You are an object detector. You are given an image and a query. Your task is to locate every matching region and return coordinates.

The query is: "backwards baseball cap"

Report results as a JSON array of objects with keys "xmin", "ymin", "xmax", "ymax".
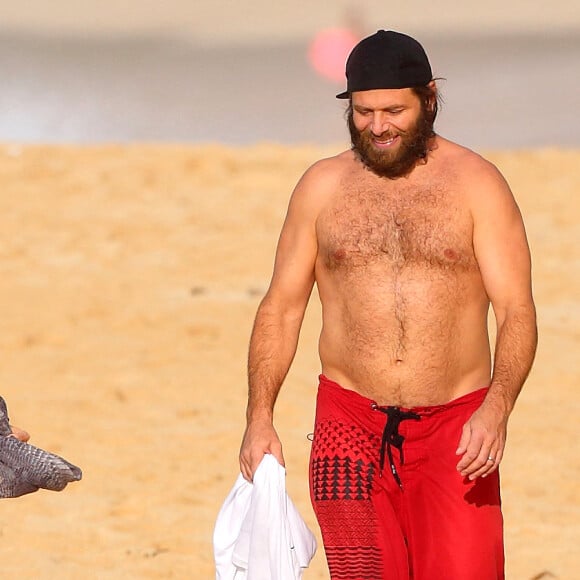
[{"xmin": 336, "ymin": 30, "xmax": 432, "ymax": 99}]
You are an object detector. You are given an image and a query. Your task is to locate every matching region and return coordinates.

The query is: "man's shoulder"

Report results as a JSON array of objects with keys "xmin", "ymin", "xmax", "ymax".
[
  {"xmin": 295, "ymin": 149, "xmax": 355, "ymax": 192},
  {"xmin": 435, "ymin": 137, "xmax": 503, "ymax": 179},
  {"xmin": 436, "ymin": 138, "xmax": 516, "ymax": 209},
  {"xmin": 304, "ymin": 149, "xmax": 355, "ymax": 178},
  {"xmin": 286, "ymin": 150, "xmax": 354, "ymax": 216}
]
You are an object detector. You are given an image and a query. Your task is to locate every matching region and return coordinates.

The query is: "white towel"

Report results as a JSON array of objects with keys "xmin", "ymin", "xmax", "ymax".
[{"xmin": 214, "ymin": 454, "xmax": 317, "ymax": 579}]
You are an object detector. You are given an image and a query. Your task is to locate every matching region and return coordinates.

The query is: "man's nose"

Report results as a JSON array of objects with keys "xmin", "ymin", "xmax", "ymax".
[{"xmin": 370, "ymin": 113, "xmax": 389, "ymax": 136}]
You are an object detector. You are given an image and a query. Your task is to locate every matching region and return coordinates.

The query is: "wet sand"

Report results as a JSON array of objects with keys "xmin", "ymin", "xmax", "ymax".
[{"xmin": 0, "ymin": 144, "xmax": 577, "ymax": 579}]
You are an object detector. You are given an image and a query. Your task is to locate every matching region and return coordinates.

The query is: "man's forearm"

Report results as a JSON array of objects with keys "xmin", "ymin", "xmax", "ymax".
[
  {"xmin": 487, "ymin": 305, "xmax": 538, "ymax": 414},
  {"xmin": 246, "ymin": 299, "xmax": 305, "ymax": 423}
]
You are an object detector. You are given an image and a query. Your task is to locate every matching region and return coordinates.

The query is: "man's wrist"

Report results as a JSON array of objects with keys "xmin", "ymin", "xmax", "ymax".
[
  {"xmin": 246, "ymin": 408, "xmax": 274, "ymax": 424},
  {"xmin": 484, "ymin": 384, "xmax": 515, "ymax": 416}
]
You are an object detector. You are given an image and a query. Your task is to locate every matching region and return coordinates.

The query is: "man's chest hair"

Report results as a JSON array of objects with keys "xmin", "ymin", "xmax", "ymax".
[{"xmin": 318, "ymin": 176, "xmax": 477, "ymax": 271}]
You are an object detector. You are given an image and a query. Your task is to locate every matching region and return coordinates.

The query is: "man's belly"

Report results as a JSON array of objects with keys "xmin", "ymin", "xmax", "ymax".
[
  {"xmin": 317, "ymin": 277, "xmax": 492, "ymax": 407},
  {"xmin": 319, "ymin": 351, "xmax": 491, "ymax": 407}
]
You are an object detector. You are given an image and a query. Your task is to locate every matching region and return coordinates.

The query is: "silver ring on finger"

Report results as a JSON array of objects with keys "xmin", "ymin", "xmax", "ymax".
[{"xmin": 486, "ymin": 456, "xmax": 494, "ymax": 463}]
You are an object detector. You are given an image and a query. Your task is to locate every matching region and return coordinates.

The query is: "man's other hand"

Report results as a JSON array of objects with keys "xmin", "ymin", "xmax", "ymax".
[{"xmin": 9, "ymin": 425, "xmax": 30, "ymax": 442}]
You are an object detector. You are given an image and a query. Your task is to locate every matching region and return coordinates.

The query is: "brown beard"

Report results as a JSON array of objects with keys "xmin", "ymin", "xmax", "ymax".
[{"xmin": 348, "ymin": 104, "xmax": 435, "ymax": 179}]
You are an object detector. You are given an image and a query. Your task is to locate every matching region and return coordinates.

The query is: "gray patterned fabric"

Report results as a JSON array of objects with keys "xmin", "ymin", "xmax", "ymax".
[{"xmin": 0, "ymin": 396, "xmax": 82, "ymax": 498}]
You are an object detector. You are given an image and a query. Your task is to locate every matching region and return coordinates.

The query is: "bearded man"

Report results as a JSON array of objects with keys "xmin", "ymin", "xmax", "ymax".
[{"xmin": 239, "ymin": 30, "xmax": 537, "ymax": 580}]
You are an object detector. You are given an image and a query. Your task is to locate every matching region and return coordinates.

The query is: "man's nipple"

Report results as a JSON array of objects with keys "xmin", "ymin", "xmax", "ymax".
[{"xmin": 443, "ymin": 248, "xmax": 458, "ymax": 261}]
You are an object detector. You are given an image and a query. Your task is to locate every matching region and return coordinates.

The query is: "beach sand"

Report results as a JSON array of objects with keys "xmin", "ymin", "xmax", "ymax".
[{"xmin": 0, "ymin": 144, "xmax": 577, "ymax": 579}]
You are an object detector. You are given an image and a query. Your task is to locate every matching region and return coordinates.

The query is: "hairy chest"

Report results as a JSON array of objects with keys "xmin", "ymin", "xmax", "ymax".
[{"xmin": 317, "ymin": 181, "xmax": 477, "ymax": 272}]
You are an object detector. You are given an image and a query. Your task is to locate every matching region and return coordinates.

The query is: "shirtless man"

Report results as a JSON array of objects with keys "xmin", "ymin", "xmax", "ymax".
[{"xmin": 239, "ymin": 30, "xmax": 537, "ymax": 579}]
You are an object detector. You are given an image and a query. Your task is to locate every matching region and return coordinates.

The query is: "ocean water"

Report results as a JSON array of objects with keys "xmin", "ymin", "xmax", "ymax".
[{"xmin": 0, "ymin": 31, "xmax": 578, "ymax": 148}]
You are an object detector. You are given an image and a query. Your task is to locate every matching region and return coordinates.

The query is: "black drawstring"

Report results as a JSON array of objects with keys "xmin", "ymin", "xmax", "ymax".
[{"xmin": 371, "ymin": 404, "xmax": 420, "ymax": 488}]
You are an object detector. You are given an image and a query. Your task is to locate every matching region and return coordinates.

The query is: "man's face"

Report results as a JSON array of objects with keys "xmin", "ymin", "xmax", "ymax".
[{"xmin": 348, "ymin": 88, "xmax": 434, "ymax": 179}]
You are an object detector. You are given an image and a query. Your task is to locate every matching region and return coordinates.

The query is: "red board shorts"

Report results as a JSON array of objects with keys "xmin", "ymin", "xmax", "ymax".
[{"xmin": 309, "ymin": 374, "xmax": 504, "ymax": 580}]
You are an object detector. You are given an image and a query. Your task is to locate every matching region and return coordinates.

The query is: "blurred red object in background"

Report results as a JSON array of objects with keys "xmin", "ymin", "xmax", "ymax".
[{"xmin": 308, "ymin": 28, "xmax": 359, "ymax": 83}]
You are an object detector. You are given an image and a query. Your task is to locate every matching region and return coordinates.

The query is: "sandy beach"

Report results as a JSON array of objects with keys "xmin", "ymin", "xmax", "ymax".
[{"xmin": 0, "ymin": 143, "xmax": 578, "ymax": 579}]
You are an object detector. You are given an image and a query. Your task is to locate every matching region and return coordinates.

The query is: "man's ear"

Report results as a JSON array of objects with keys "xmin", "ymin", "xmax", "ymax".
[{"xmin": 427, "ymin": 80, "xmax": 437, "ymax": 111}]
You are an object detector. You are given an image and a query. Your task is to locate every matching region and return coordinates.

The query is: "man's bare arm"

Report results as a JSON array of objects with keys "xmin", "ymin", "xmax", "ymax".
[
  {"xmin": 456, "ymin": 160, "xmax": 537, "ymax": 479},
  {"xmin": 239, "ymin": 160, "xmax": 333, "ymax": 481}
]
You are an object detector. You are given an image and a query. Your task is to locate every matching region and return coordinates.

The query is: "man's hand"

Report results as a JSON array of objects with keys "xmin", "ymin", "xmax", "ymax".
[
  {"xmin": 9, "ymin": 425, "xmax": 30, "ymax": 442},
  {"xmin": 239, "ymin": 420, "xmax": 284, "ymax": 482},
  {"xmin": 456, "ymin": 400, "xmax": 508, "ymax": 480}
]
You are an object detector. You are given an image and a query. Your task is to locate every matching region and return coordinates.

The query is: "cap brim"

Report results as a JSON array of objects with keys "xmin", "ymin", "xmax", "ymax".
[{"xmin": 335, "ymin": 90, "xmax": 349, "ymax": 99}]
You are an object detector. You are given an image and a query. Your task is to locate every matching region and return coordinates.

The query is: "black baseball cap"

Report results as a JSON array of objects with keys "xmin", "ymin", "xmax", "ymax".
[{"xmin": 336, "ymin": 30, "xmax": 432, "ymax": 99}]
